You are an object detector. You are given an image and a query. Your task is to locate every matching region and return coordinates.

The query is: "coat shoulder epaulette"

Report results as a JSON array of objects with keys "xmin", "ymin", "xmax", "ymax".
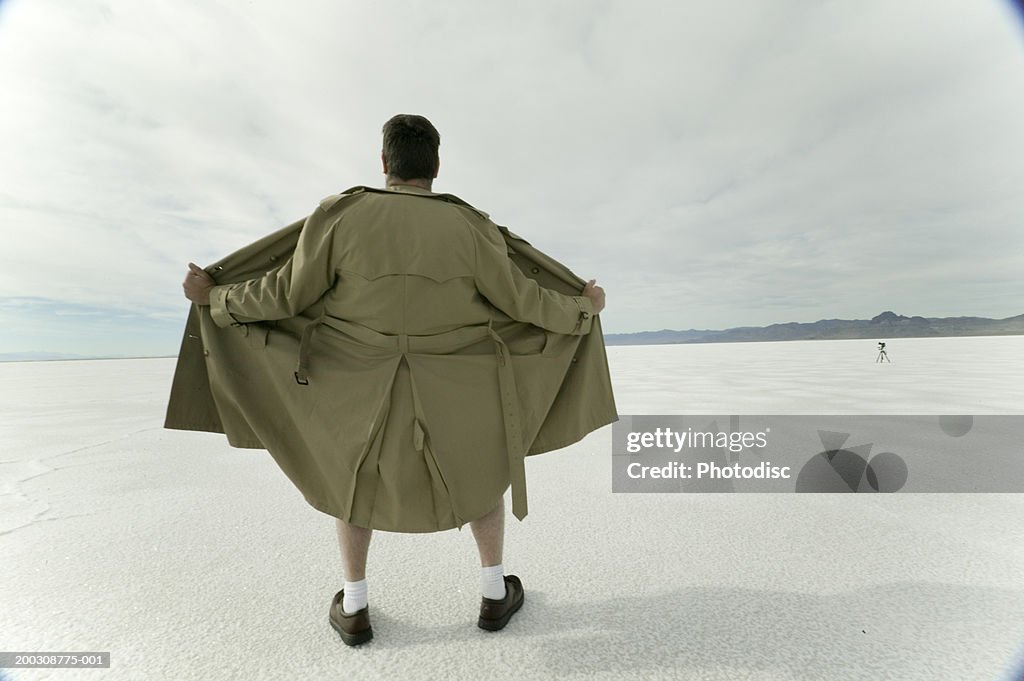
[
  {"xmin": 318, "ymin": 186, "xmax": 371, "ymax": 213},
  {"xmin": 496, "ymin": 224, "xmax": 531, "ymax": 245},
  {"xmin": 434, "ymin": 193, "xmax": 490, "ymax": 221}
]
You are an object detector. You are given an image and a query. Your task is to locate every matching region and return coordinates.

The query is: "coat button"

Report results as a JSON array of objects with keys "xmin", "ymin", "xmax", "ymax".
[
  {"xmin": 203, "ymin": 349, "xmax": 210, "ymax": 357},
  {"xmin": 531, "ymin": 267, "xmax": 539, "ymax": 274},
  {"xmin": 582, "ymin": 312, "xmax": 590, "ymax": 319},
  {"xmin": 571, "ymin": 357, "xmax": 578, "ymax": 363}
]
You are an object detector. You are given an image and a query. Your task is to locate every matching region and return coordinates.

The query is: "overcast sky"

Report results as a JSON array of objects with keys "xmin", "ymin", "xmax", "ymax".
[{"xmin": 2, "ymin": 0, "xmax": 1023, "ymax": 357}]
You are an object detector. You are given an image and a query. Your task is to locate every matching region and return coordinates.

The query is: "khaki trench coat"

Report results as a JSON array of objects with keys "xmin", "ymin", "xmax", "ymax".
[{"xmin": 163, "ymin": 184, "xmax": 617, "ymax": 532}]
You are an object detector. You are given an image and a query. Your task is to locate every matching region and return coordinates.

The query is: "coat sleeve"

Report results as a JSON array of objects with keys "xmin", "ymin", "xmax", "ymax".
[
  {"xmin": 471, "ymin": 219, "xmax": 594, "ymax": 336},
  {"xmin": 208, "ymin": 207, "xmax": 338, "ymax": 327}
]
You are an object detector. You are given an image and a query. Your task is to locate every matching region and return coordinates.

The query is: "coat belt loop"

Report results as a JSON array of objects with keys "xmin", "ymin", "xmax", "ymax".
[
  {"xmin": 398, "ymin": 333, "xmax": 409, "ymax": 355},
  {"xmin": 294, "ymin": 314, "xmax": 324, "ymax": 385},
  {"xmin": 487, "ymin": 322, "xmax": 528, "ymax": 520}
]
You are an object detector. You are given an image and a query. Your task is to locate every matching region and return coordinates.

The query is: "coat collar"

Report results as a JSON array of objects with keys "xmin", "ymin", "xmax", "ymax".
[{"xmin": 385, "ymin": 183, "xmax": 436, "ymax": 195}]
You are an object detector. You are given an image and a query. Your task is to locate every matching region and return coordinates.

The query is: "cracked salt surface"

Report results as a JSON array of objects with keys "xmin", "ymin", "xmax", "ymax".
[{"xmin": 1, "ymin": 337, "xmax": 1023, "ymax": 681}]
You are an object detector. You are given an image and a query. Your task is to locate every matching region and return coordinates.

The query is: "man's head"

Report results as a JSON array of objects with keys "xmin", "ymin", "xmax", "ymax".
[{"xmin": 381, "ymin": 114, "xmax": 440, "ymax": 187}]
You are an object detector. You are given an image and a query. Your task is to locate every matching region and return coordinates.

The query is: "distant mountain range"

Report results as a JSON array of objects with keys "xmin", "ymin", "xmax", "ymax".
[
  {"xmin": 3, "ymin": 312, "xmax": 1021, "ymax": 360},
  {"xmin": 605, "ymin": 311, "xmax": 1024, "ymax": 346}
]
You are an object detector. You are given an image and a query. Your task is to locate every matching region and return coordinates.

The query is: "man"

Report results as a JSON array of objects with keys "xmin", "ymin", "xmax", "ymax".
[{"xmin": 178, "ymin": 114, "xmax": 610, "ymax": 645}]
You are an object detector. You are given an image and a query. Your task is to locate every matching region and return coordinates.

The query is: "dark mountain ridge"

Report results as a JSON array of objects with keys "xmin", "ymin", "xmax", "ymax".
[{"xmin": 605, "ymin": 311, "xmax": 1024, "ymax": 346}]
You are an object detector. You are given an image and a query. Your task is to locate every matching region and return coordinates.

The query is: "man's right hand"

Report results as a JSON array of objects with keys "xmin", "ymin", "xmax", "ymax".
[
  {"xmin": 582, "ymin": 279, "xmax": 606, "ymax": 315},
  {"xmin": 183, "ymin": 262, "xmax": 215, "ymax": 306}
]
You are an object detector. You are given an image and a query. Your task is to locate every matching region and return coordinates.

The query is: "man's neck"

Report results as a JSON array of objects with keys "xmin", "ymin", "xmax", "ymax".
[{"xmin": 385, "ymin": 176, "xmax": 433, "ymax": 191}]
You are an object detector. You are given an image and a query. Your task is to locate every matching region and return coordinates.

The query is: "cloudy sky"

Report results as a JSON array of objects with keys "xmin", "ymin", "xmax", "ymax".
[{"xmin": 2, "ymin": 0, "xmax": 1023, "ymax": 357}]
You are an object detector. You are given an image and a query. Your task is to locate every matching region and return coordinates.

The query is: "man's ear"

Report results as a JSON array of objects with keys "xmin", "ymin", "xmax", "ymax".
[
  {"xmin": 434, "ymin": 157, "xmax": 440, "ymax": 179},
  {"xmin": 381, "ymin": 152, "xmax": 388, "ymax": 174}
]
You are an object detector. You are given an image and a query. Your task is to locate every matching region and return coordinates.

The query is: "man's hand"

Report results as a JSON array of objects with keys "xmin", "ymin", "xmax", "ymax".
[
  {"xmin": 582, "ymin": 279, "xmax": 606, "ymax": 315},
  {"xmin": 183, "ymin": 262, "xmax": 215, "ymax": 306}
]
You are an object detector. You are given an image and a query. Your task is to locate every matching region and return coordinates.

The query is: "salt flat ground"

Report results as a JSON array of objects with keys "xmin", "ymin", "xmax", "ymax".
[{"xmin": 1, "ymin": 335, "xmax": 1023, "ymax": 681}]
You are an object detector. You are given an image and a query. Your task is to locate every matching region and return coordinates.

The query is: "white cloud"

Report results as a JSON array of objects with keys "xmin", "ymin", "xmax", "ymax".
[{"xmin": 1, "ymin": 0, "xmax": 1022, "ymax": 355}]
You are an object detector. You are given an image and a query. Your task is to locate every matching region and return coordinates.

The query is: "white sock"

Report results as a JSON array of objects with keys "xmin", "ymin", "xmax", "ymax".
[
  {"xmin": 342, "ymin": 579, "xmax": 368, "ymax": 614},
  {"xmin": 481, "ymin": 564, "xmax": 507, "ymax": 600}
]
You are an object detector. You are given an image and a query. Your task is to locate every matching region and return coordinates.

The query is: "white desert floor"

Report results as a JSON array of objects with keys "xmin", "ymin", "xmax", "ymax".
[{"xmin": 1, "ymin": 335, "xmax": 1023, "ymax": 681}]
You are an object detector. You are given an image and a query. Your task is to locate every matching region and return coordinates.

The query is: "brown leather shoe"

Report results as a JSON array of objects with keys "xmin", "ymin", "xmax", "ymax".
[
  {"xmin": 328, "ymin": 589, "xmax": 373, "ymax": 646},
  {"xmin": 477, "ymin": 575, "xmax": 524, "ymax": 631}
]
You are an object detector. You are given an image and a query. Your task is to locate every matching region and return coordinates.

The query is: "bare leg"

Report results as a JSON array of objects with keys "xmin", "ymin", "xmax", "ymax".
[
  {"xmin": 336, "ymin": 518, "xmax": 372, "ymax": 582},
  {"xmin": 470, "ymin": 497, "xmax": 505, "ymax": 567}
]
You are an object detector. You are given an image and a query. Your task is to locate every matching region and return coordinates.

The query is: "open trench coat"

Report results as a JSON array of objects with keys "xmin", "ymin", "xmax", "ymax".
[{"xmin": 163, "ymin": 184, "xmax": 618, "ymax": 532}]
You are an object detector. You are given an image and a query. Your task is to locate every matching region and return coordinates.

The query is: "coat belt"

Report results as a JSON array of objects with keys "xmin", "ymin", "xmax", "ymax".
[{"xmin": 292, "ymin": 316, "xmax": 529, "ymax": 521}]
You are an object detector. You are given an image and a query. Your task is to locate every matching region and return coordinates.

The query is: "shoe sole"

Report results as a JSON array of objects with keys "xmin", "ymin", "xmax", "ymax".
[
  {"xmin": 477, "ymin": 591, "xmax": 524, "ymax": 631},
  {"xmin": 329, "ymin": 614, "xmax": 373, "ymax": 646}
]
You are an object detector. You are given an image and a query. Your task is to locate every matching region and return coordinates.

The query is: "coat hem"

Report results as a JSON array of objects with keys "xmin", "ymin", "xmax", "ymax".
[
  {"xmin": 163, "ymin": 422, "xmax": 225, "ymax": 436},
  {"xmin": 302, "ymin": 494, "xmax": 472, "ymax": 533},
  {"xmin": 162, "ymin": 423, "xmax": 266, "ymax": 449}
]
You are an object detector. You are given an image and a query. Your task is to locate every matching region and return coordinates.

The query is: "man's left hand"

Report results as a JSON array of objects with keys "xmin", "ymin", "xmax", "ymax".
[{"xmin": 183, "ymin": 262, "xmax": 215, "ymax": 305}]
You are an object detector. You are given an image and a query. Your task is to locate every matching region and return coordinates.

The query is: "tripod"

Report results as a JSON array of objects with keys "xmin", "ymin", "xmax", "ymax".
[{"xmin": 876, "ymin": 343, "xmax": 890, "ymax": 363}]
